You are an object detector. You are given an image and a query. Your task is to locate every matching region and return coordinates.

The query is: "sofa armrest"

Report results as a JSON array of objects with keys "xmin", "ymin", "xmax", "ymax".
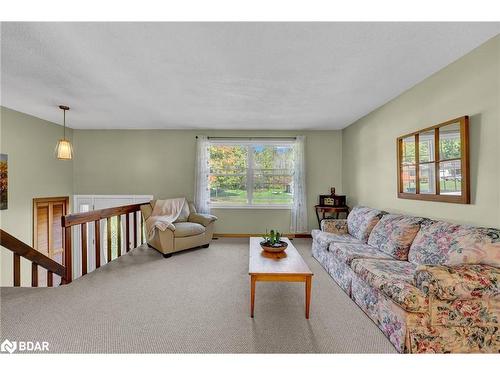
[
  {"xmin": 321, "ymin": 219, "xmax": 348, "ymax": 234},
  {"xmin": 188, "ymin": 212, "xmax": 218, "ymax": 227},
  {"xmin": 414, "ymin": 264, "xmax": 499, "ymax": 301}
]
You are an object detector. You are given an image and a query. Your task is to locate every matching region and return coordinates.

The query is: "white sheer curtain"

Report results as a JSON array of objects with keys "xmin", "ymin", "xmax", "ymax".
[
  {"xmin": 194, "ymin": 136, "xmax": 211, "ymax": 214},
  {"xmin": 291, "ymin": 135, "xmax": 307, "ymax": 233}
]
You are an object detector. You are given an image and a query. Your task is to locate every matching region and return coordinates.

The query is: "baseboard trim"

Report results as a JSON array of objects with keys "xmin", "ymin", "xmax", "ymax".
[
  {"xmin": 292, "ymin": 233, "xmax": 313, "ymax": 238},
  {"xmin": 214, "ymin": 233, "xmax": 312, "ymax": 239}
]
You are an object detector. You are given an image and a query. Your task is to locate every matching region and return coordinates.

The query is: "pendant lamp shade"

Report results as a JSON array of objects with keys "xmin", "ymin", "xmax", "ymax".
[
  {"xmin": 55, "ymin": 105, "xmax": 73, "ymax": 160},
  {"xmin": 55, "ymin": 139, "xmax": 73, "ymax": 160}
]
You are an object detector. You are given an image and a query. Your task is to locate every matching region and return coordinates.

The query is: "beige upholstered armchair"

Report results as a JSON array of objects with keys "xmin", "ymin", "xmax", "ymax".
[{"xmin": 140, "ymin": 200, "xmax": 217, "ymax": 257}]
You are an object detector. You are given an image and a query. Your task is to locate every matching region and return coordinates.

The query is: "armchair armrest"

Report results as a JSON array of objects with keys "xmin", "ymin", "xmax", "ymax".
[
  {"xmin": 188, "ymin": 212, "xmax": 218, "ymax": 227},
  {"xmin": 414, "ymin": 264, "xmax": 499, "ymax": 301},
  {"xmin": 321, "ymin": 219, "xmax": 348, "ymax": 234}
]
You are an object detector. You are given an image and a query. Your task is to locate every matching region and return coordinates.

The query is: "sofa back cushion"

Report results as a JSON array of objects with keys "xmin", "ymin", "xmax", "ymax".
[
  {"xmin": 368, "ymin": 214, "xmax": 423, "ymax": 260},
  {"xmin": 347, "ymin": 206, "xmax": 385, "ymax": 243},
  {"xmin": 408, "ymin": 220, "xmax": 500, "ymax": 267}
]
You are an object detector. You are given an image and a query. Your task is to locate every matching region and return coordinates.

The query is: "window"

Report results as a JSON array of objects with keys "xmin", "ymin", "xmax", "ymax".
[
  {"xmin": 397, "ymin": 116, "xmax": 470, "ymax": 204},
  {"xmin": 209, "ymin": 141, "xmax": 294, "ymax": 207}
]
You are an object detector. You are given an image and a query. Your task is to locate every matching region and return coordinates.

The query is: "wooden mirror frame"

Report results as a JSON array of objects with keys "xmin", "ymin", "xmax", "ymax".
[{"xmin": 397, "ymin": 116, "xmax": 470, "ymax": 204}]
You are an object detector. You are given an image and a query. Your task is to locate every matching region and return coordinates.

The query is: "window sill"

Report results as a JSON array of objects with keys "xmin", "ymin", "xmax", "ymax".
[{"xmin": 210, "ymin": 205, "xmax": 292, "ymax": 210}]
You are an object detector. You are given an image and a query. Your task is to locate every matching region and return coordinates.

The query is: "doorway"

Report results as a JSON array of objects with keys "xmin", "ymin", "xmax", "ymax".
[
  {"xmin": 72, "ymin": 195, "xmax": 152, "ymax": 275},
  {"xmin": 33, "ymin": 196, "xmax": 69, "ymax": 286}
]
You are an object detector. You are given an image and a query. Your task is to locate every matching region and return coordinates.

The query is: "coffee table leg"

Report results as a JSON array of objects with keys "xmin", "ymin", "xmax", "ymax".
[
  {"xmin": 305, "ymin": 275, "xmax": 312, "ymax": 319},
  {"xmin": 250, "ymin": 275, "xmax": 256, "ymax": 318}
]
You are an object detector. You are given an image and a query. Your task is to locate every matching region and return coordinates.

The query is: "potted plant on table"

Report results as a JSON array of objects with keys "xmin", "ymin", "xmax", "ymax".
[{"xmin": 260, "ymin": 229, "xmax": 288, "ymax": 253}]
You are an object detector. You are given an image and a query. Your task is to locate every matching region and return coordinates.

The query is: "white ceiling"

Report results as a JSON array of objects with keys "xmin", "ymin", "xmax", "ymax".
[{"xmin": 1, "ymin": 22, "xmax": 499, "ymax": 130}]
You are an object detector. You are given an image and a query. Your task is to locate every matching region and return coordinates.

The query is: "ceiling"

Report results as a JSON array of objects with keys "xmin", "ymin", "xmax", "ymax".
[{"xmin": 1, "ymin": 22, "xmax": 499, "ymax": 130}]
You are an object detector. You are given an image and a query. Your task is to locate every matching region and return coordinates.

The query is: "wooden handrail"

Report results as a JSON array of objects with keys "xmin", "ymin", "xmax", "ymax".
[
  {"xmin": 61, "ymin": 203, "xmax": 146, "ymax": 284},
  {"xmin": 0, "ymin": 229, "xmax": 66, "ymax": 286},
  {"xmin": 62, "ymin": 203, "xmax": 143, "ymax": 227}
]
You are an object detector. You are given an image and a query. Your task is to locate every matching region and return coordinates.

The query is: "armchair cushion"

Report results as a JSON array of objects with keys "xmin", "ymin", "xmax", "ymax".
[
  {"xmin": 174, "ymin": 201, "xmax": 191, "ymax": 223},
  {"xmin": 173, "ymin": 222, "xmax": 205, "ymax": 238},
  {"xmin": 321, "ymin": 219, "xmax": 348, "ymax": 234},
  {"xmin": 142, "ymin": 199, "xmax": 190, "ymax": 222},
  {"xmin": 188, "ymin": 212, "xmax": 218, "ymax": 227},
  {"xmin": 414, "ymin": 264, "xmax": 499, "ymax": 301}
]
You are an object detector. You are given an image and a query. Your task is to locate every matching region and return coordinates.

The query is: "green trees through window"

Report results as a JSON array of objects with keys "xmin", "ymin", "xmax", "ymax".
[{"xmin": 209, "ymin": 143, "xmax": 294, "ymax": 206}]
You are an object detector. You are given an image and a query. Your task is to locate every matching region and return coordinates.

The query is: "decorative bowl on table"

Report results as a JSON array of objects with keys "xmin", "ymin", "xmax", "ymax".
[
  {"xmin": 260, "ymin": 229, "xmax": 287, "ymax": 254},
  {"xmin": 260, "ymin": 240, "xmax": 288, "ymax": 253}
]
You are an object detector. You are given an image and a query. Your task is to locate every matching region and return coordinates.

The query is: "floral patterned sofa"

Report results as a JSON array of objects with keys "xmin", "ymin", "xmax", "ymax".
[{"xmin": 311, "ymin": 206, "xmax": 499, "ymax": 353}]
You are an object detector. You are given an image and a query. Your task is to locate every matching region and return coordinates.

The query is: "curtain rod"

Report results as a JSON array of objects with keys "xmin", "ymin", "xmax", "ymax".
[{"xmin": 195, "ymin": 136, "xmax": 297, "ymax": 140}]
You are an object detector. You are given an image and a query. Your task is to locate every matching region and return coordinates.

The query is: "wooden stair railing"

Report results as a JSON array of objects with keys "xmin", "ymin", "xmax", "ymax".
[
  {"xmin": 61, "ymin": 203, "xmax": 145, "ymax": 283},
  {"xmin": 0, "ymin": 229, "xmax": 66, "ymax": 287}
]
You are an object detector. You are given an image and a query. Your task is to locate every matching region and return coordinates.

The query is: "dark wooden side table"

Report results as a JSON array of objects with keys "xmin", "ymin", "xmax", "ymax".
[{"xmin": 314, "ymin": 205, "xmax": 349, "ymax": 227}]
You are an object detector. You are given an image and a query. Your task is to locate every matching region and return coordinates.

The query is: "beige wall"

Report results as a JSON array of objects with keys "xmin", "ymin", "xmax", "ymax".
[
  {"xmin": 0, "ymin": 107, "xmax": 74, "ymax": 286},
  {"xmin": 73, "ymin": 129, "xmax": 343, "ymax": 234},
  {"xmin": 342, "ymin": 35, "xmax": 500, "ymax": 228}
]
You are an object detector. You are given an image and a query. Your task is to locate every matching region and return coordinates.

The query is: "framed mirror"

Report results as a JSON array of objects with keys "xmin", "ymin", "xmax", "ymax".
[{"xmin": 397, "ymin": 116, "xmax": 470, "ymax": 204}]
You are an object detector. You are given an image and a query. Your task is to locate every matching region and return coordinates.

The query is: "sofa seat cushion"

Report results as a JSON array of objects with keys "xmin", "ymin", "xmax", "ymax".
[
  {"xmin": 367, "ymin": 214, "xmax": 423, "ymax": 260},
  {"xmin": 408, "ymin": 220, "xmax": 500, "ymax": 267},
  {"xmin": 351, "ymin": 258, "xmax": 428, "ymax": 312},
  {"xmin": 329, "ymin": 242, "xmax": 395, "ymax": 266},
  {"xmin": 347, "ymin": 206, "xmax": 385, "ymax": 243},
  {"xmin": 173, "ymin": 222, "xmax": 205, "ymax": 238},
  {"xmin": 311, "ymin": 229, "xmax": 362, "ymax": 247}
]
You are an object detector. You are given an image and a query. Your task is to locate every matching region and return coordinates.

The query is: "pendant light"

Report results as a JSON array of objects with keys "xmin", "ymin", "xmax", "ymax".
[{"xmin": 55, "ymin": 105, "xmax": 73, "ymax": 160}]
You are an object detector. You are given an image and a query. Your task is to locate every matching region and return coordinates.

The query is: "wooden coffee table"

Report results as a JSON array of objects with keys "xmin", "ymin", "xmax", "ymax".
[{"xmin": 248, "ymin": 237, "xmax": 313, "ymax": 319}]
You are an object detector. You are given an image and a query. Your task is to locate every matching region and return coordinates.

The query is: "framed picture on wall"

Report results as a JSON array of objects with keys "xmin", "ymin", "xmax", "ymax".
[{"xmin": 0, "ymin": 154, "xmax": 7, "ymax": 210}]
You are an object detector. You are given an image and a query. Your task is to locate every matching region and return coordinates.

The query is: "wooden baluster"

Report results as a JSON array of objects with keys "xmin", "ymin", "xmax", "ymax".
[
  {"xmin": 125, "ymin": 213, "xmax": 130, "ymax": 252},
  {"xmin": 81, "ymin": 223, "xmax": 88, "ymax": 276},
  {"xmin": 107, "ymin": 217, "xmax": 112, "ymax": 263},
  {"xmin": 95, "ymin": 220, "xmax": 101, "ymax": 269},
  {"xmin": 47, "ymin": 270, "xmax": 53, "ymax": 287},
  {"xmin": 140, "ymin": 214, "xmax": 144, "ymax": 244},
  {"xmin": 32, "ymin": 263, "xmax": 38, "ymax": 287},
  {"xmin": 63, "ymin": 226, "xmax": 72, "ymax": 284},
  {"xmin": 13, "ymin": 254, "xmax": 20, "ymax": 287},
  {"xmin": 133, "ymin": 212, "xmax": 138, "ymax": 248},
  {"xmin": 117, "ymin": 215, "xmax": 122, "ymax": 257}
]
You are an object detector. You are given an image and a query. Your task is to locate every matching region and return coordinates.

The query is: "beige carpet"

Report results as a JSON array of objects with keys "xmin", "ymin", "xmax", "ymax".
[{"xmin": 0, "ymin": 238, "xmax": 396, "ymax": 353}]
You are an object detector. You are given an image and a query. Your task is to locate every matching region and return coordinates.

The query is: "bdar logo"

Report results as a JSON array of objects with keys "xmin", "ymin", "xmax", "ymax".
[{"xmin": 1, "ymin": 339, "xmax": 17, "ymax": 354}]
